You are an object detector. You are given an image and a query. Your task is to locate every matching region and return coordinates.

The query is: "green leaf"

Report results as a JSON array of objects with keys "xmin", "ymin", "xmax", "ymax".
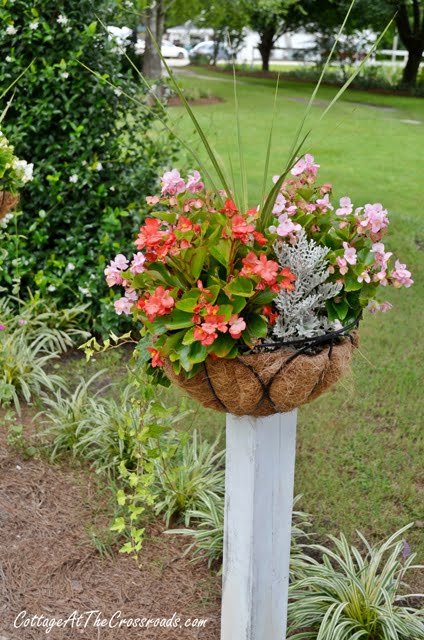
[
  {"xmin": 246, "ymin": 313, "xmax": 268, "ymax": 339},
  {"xmin": 110, "ymin": 517, "xmax": 126, "ymax": 533},
  {"xmin": 209, "ymin": 239, "xmax": 232, "ymax": 268},
  {"xmin": 162, "ymin": 329, "xmax": 186, "ymax": 355},
  {"xmin": 175, "ymin": 292, "xmax": 200, "ymax": 312},
  {"xmin": 224, "ymin": 276, "xmax": 254, "ymax": 298},
  {"xmin": 188, "ymin": 340, "xmax": 208, "ymax": 363},
  {"xmin": 116, "ymin": 489, "xmax": 126, "ymax": 506},
  {"xmin": 164, "ymin": 310, "xmax": 194, "ymax": 330},
  {"xmin": 209, "ymin": 333, "xmax": 236, "ymax": 358},
  {"xmin": 190, "ymin": 245, "xmax": 208, "ymax": 281},
  {"xmin": 344, "ymin": 271, "xmax": 363, "ymax": 292},
  {"xmin": 333, "ymin": 299, "xmax": 349, "ymax": 321},
  {"xmin": 150, "ymin": 211, "xmax": 177, "ymax": 224}
]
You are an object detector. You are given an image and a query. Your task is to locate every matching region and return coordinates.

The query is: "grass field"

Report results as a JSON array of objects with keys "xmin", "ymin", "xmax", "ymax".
[{"xmin": 164, "ymin": 68, "xmax": 424, "ymax": 560}]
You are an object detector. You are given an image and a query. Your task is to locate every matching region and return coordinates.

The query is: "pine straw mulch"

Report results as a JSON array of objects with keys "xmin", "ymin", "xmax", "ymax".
[{"xmin": 0, "ymin": 423, "xmax": 221, "ymax": 640}]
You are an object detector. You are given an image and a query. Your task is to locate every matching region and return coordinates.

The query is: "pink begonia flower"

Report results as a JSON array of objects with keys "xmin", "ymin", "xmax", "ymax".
[
  {"xmin": 272, "ymin": 192, "xmax": 286, "ymax": 214},
  {"xmin": 336, "ymin": 256, "xmax": 348, "ymax": 275},
  {"xmin": 286, "ymin": 205, "xmax": 297, "ymax": 216},
  {"xmin": 229, "ymin": 315, "xmax": 246, "ymax": 339},
  {"xmin": 0, "ymin": 323, "xmax": 6, "ymax": 331},
  {"xmin": 358, "ymin": 203, "xmax": 389, "ymax": 234},
  {"xmin": 342, "ymin": 242, "xmax": 357, "ymax": 266},
  {"xmin": 357, "ymin": 270, "xmax": 371, "ymax": 283},
  {"xmin": 320, "ymin": 182, "xmax": 332, "ymax": 195},
  {"xmin": 125, "ymin": 288, "xmax": 138, "ymax": 302},
  {"xmin": 316, "ymin": 193, "xmax": 333, "ymax": 212},
  {"xmin": 373, "ymin": 270, "xmax": 388, "ymax": 286},
  {"xmin": 160, "ymin": 169, "xmax": 186, "ymax": 196},
  {"xmin": 114, "ymin": 297, "xmax": 133, "ymax": 315},
  {"xmin": 17, "ymin": 318, "xmax": 27, "ymax": 326},
  {"xmin": 291, "ymin": 154, "xmax": 320, "ymax": 177},
  {"xmin": 186, "ymin": 170, "xmax": 204, "ymax": 193},
  {"xmin": 336, "ymin": 196, "xmax": 353, "ymax": 216},
  {"xmin": 276, "ymin": 213, "xmax": 301, "ymax": 238},
  {"xmin": 111, "ymin": 254, "xmax": 129, "ymax": 271},
  {"xmin": 305, "ymin": 203, "xmax": 317, "ymax": 213},
  {"xmin": 391, "ymin": 260, "xmax": 413, "ymax": 288},
  {"xmin": 367, "ymin": 300, "xmax": 380, "ymax": 314},
  {"xmin": 372, "ymin": 242, "xmax": 392, "ymax": 270},
  {"xmin": 146, "ymin": 195, "xmax": 160, "ymax": 205},
  {"xmin": 380, "ymin": 302, "xmax": 393, "ymax": 312},
  {"xmin": 130, "ymin": 252, "xmax": 146, "ymax": 275},
  {"xmin": 104, "ymin": 266, "xmax": 123, "ymax": 287}
]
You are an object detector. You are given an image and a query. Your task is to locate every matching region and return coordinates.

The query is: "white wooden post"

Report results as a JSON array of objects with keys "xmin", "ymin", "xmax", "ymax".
[{"xmin": 221, "ymin": 410, "xmax": 297, "ymax": 640}]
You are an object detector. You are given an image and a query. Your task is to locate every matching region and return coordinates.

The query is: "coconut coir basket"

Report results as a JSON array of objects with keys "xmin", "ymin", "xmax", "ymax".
[
  {"xmin": 164, "ymin": 331, "xmax": 358, "ymax": 417},
  {"xmin": 0, "ymin": 191, "xmax": 19, "ymax": 220}
]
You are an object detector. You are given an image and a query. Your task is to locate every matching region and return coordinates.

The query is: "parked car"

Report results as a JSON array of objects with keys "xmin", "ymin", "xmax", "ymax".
[
  {"xmin": 189, "ymin": 41, "xmax": 232, "ymax": 62},
  {"xmin": 135, "ymin": 38, "xmax": 189, "ymax": 61}
]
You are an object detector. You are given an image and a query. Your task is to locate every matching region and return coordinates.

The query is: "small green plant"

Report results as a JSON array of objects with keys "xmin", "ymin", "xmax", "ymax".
[
  {"xmin": 287, "ymin": 525, "xmax": 424, "ymax": 640},
  {"xmin": 152, "ymin": 429, "xmax": 225, "ymax": 527},
  {"xmin": 167, "ymin": 493, "xmax": 312, "ymax": 572},
  {"xmin": 0, "ymin": 330, "xmax": 64, "ymax": 412},
  {"xmin": 37, "ymin": 370, "xmax": 108, "ymax": 460}
]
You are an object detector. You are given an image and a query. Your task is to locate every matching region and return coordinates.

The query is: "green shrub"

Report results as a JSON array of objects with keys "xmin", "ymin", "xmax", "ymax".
[
  {"xmin": 0, "ymin": 0, "xmax": 175, "ymax": 332},
  {"xmin": 287, "ymin": 525, "xmax": 424, "ymax": 640}
]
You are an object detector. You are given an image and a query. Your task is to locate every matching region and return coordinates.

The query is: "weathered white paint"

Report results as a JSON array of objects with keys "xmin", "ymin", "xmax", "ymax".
[{"xmin": 221, "ymin": 410, "xmax": 297, "ymax": 640}]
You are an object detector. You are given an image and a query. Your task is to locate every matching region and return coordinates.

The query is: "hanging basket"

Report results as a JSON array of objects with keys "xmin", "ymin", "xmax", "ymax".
[
  {"xmin": 0, "ymin": 191, "xmax": 19, "ymax": 220},
  {"xmin": 164, "ymin": 332, "xmax": 358, "ymax": 417}
]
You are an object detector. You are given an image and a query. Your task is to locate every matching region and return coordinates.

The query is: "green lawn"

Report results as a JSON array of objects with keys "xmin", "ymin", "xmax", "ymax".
[{"xmin": 167, "ymin": 68, "xmax": 424, "ymax": 562}]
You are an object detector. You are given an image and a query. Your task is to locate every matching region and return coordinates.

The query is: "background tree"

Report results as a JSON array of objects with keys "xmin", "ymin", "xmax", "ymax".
[
  {"xmin": 195, "ymin": 0, "xmax": 248, "ymax": 64},
  {"xmin": 0, "ymin": 0, "xmax": 174, "ymax": 332},
  {"xmin": 298, "ymin": 0, "xmax": 424, "ymax": 91},
  {"xmin": 244, "ymin": 0, "xmax": 302, "ymax": 71}
]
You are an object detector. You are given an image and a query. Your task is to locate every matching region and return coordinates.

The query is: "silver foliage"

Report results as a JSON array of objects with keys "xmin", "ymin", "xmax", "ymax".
[{"xmin": 272, "ymin": 229, "xmax": 342, "ymax": 340}]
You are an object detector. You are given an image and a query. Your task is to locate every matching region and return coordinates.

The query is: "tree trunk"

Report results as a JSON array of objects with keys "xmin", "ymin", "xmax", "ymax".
[
  {"xmin": 143, "ymin": 0, "xmax": 165, "ymax": 81},
  {"xmin": 401, "ymin": 47, "xmax": 423, "ymax": 89},
  {"xmin": 258, "ymin": 26, "xmax": 275, "ymax": 72},
  {"xmin": 395, "ymin": 2, "xmax": 424, "ymax": 90}
]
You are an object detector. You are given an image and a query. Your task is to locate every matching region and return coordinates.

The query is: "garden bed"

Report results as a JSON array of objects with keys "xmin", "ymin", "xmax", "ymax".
[{"xmin": 0, "ymin": 417, "xmax": 221, "ymax": 640}]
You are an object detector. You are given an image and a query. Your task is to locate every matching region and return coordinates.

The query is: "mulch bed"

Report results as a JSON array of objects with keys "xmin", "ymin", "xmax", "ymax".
[{"xmin": 0, "ymin": 424, "xmax": 221, "ymax": 640}]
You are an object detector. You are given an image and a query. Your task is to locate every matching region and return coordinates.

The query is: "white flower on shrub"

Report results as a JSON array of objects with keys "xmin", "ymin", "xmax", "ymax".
[
  {"xmin": 272, "ymin": 229, "xmax": 343, "ymax": 340},
  {"xmin": 69, "ymin": 174, "xmax": 78, "ymax": 183},
  {"xmin": 57, "ymin": 14, "xmax": 68, "ymax": 25},
  {"xmin": 6, "ymin": 25, "xmax": 17, "ymax": 35},
  {"xmin": 60, "ymin": 71, "xmax": 69, "ymax": 79},
  {"xmin": 66, "ymin": 263, "xmax": 76, "ymax": 272},
  {"xmin": 29, "ymin": 21, "xmax": 39, "ymax": 30},
  {"xmin": 13, "ymin": 159, "xmax": 34, "ymax": 183},
  {"xmin": 47, "ymin": 285, "xmax": 56, "ymax": 292},
  {"xmin": 95, "ymin": 162, "xmax": 103, "ymax": 171}
]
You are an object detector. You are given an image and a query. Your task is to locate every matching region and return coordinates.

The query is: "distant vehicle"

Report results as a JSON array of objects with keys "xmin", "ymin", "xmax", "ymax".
[
  {"xmin": 189, "ymin": 41, "xmax": 232, "ymax": 62},
  {"xmin": 135, "ymin": 38, "xmax": 189, "ymax": 61}
]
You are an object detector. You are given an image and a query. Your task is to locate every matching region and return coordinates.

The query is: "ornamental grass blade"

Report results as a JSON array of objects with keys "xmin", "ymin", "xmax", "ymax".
[
  {"xmin": 77, "ymin": 60, "xmax": 218, "ymax": 192},
  {"xmin": 230, "ymin": 40, "xmax": 248, "ymax": 211},
  {"xmin": 286, "ymin": 0, "xmax": 356, "ymax": 163},
  {"xmin": 261, "ymin": 73, "xmax": 280, "ymax": 208},
  {"xmin": 320, "ymin": 17, "xmax": 395, "ymax": 120},
  {"xmin": 148, "ymin": 28, "xmax": 233, "ymax": 198},
  {"xmin": 0, "ymin": 59, "xmax": 34, "ymax": 102},
  {"xmin": 91, "ymin": 15, "xmax": 222, "ymax": 193}
]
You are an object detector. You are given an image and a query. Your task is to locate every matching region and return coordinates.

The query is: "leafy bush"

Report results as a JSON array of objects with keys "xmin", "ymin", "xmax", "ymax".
[
  {"xmin": 0, "ymin": 0, "xmax": 175, "ymax": 332},
  {"xmin": 287, "ymin": 525, "xmax": 424, "ymax": 640}
]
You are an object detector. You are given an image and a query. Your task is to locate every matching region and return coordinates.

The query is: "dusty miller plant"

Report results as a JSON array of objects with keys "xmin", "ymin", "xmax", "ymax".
[{"xmin": 273, "ymin": 230, "xmax": 342, "ymax": 340}]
